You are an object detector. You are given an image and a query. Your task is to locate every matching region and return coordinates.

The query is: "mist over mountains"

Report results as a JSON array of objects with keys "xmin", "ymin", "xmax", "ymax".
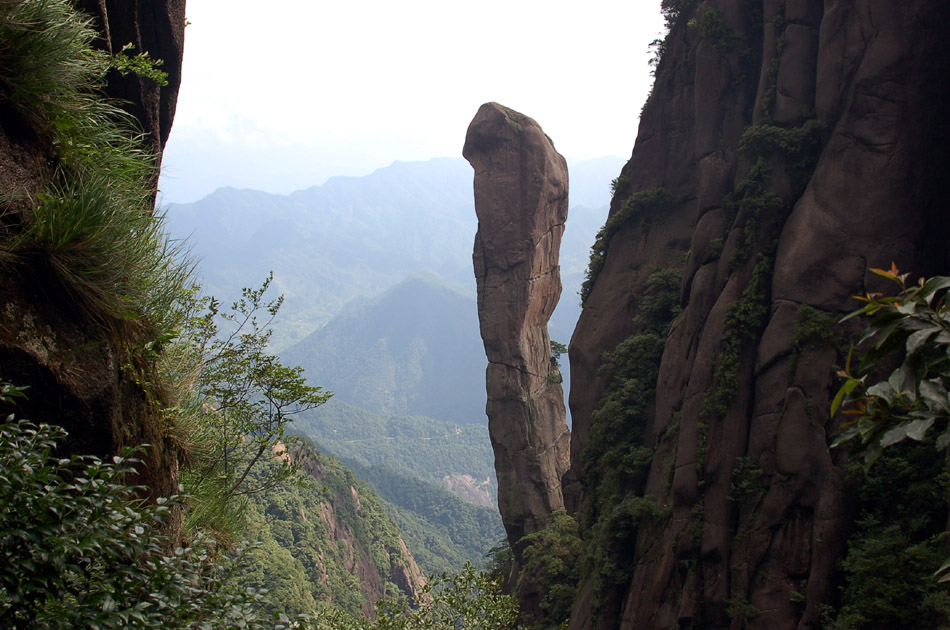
[
  {"xmin": 163, "ymin": 156, "xmax": 619, "ymax": 352},
  {"xmin": 282, "ymin": 273, "xmax": 486, "ymax": 423}
]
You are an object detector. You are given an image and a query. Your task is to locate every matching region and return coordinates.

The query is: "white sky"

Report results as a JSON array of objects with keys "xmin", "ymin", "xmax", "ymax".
[{"xmin": 157, "ymin": 0, "xmax": 665, "ymax": 204}]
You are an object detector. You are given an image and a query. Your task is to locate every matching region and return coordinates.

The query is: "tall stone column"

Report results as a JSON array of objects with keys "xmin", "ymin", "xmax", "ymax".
[{"xmin": 463, "ymin": 102, "xmax": 572, "ymax": 547}]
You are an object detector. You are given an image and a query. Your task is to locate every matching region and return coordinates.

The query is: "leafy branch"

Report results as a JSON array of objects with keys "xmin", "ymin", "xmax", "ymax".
[
  {"xmin": 831, "ymin": 263, "xmax": 950, "ymax": 467},
  {"xmin": 184, "ymin": 273, "xmax": 331, "ymax": 515}
]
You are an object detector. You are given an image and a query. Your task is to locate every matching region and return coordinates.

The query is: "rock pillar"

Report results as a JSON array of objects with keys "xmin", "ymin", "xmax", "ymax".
[{"xmin": 463, "ymin": 102, "xmax": 571, "ymax": 547}]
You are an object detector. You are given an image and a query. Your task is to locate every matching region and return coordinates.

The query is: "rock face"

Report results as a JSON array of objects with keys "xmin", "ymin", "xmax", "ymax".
[
  {"xmin": 0, "ymin": 1, "xmax": 185, "ymax": 499},
  {"xmin": 77, "ymin": 0, "xmax": 186, "ymax": 152},
  {"xmin": 463, "ymin": 102, "xmax": 572, "ymax": 546},
  {"xmin": 566, "ymin": 1, "xmax": 950, "ymax": 628}
]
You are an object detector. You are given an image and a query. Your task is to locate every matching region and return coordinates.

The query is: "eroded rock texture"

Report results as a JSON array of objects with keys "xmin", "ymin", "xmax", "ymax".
[
  {"xmin": 567, "ymin": 1, "xmax": 950, "ymax": 628},
  {"xmin": 464, "ymin": 102, "xmax": 572, "ymax": 547},
  {"xmin": 0, "ymin": 0, "xmax": 186, "ymax": 500}
]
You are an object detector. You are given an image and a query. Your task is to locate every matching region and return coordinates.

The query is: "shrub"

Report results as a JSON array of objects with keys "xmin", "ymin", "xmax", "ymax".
[{"xmin": 0, "ymin": 398, "xmax": 286, "ymax": 629}]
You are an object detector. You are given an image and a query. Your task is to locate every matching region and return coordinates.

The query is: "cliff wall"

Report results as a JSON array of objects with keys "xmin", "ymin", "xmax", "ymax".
[
  {"xmin": 567, "ymin": 1, "xmax": 950, "ymax": 628},
  {"xmin": 0, "ymin": 0, "xmax": 186, "ymax": 498}
]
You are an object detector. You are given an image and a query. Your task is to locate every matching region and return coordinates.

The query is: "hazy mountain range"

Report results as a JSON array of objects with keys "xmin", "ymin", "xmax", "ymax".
[
  {"xmin": 162, "ymin": 156, "xmax": 618, "ymax": 518},
  {"xmin": 163, "ymin": 156, "xmax": 620, "ymax": 351}
]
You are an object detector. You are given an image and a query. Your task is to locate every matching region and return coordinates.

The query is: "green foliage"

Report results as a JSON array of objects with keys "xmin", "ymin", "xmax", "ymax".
[
  {"xmin": 518, "ymin": 511, "xmax": 582, "ymax": 630},
  {"xmin": 831, "ymin": 266, "xmax": 950, "ymax": 467},
  {"xmin": 724, "ymin": 159, "xmax": 783, "ymax": 270},
  {"xmin": 793, "ymin": 303, "xmax": 849, "ymax": 356},
  {"xmin": 345, "ymin": 461, "xmax": 504, "ymax": 576},
  {"xmin": 701, "ymin": 250, "xmax": 774, "ymax": 423},
  {"xmin": 830, "ymin": 442, "xmax": 950, "ymax": 629},
  {"xmin": 724, "ymin": 596, "xmax": 761, "ymax": 627},
  {"xmin": 738, "ymin": 120, "xmax": 823, "ymax": 186},
  {"xmin": 649, "ymin": 0, "xmax": 699, "ymax": 75},
  {"xmin": 660, "ymin": 0, "xmax": 699, "ymax": 29},
  {"xmin": 728, "ymin": 457, "xmax": 765, "ymax": 505},
  {"xmin": 293, "ymin": 401, "xmax": 496, "ymax": 500},
  {"xmin": 0, "ymin": 0, "xmax": 190, "ymax": 350},
  {"xmin": 609, "ymin": 175, "xmax": 629, "ymax": 203},
  {"xmin": 179, "ymin": 274, "xmax": 331, "ymax": 536},
  {"xmin": 758, "ymin": 6, "xmax": 788, "ymax": 121},
  {"xmin": 723, "ymin": 117, "xmax": 821, "ymax": 272},
  {"xmin": 110, "ymin": 43, "xmax": 169, "ymax": 86},
  {"xmin": 551, "ymin": 340, "xmax": 568, "ymax": 366},
  {"xmin": 240, "ymin": 444, "xmax": 418, "ymax": 619},
  {"xmin": 310, "ymin": 563, "xmax": 517, "ymax": 630},
  {"xmin": 689, "ymin": 9, "xmax": 732, "ymax": 55},
  {"xmin": 827, "ymin": 266, "xmax": 950, "ymax": 625},
  {"xmin": 581, "ymin": 267, "xmax": 682, "ymax": 615},
  {"xmin": 0, "ymin": 413, "xmax": 285, "ymax": 629},
  {"xmin": 582, "ymin": 188, "xmax": 675, "ymax": 304},
  {"xmin": 8, "ymin": 174, "xmax": 190, "ymax": 336},
  {"xmin": 484, "ymin": 539, "xmax": 514, "ymax": 582}
]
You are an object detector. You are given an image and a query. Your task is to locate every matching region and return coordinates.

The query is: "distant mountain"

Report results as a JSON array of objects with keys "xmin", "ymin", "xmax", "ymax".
[
  {"xmin": 290, "ymin": 397, "xmax": 505, "ymax": 574},
  {"xmin": 292, "ymin": 399, "xmax": 497, "ymax": 492},
  {"xmin": 164, "ymin": 158, "xmax": 478, "ymax": 348},
  {"xmin": 282, "ymin": 274, "xmax": 484, "ymax": 423},
  {"xmin": 163, "ymin": 156, "xmax": 621, "ymax": 350}
]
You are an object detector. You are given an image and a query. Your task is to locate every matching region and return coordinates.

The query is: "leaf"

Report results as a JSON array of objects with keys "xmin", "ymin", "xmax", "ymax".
[
  {"xmin": 937, "ymin": 428, "xmax": 950, "ymax": 451},
  {"xmin": 870, "ymin": 266, "xmax": 898, "ymax": 281},
  {"xmin": 919, "ymin": 379, "xmax": 950, "ymax": 414},
  {"xmin": 919, "ymin": 276, "xmax": 950, "ymax": 303},
  {"xmin": 868, "ymin": 380, "xmax": 896, "ymax": 403},
  {"xmin": 880, "ymin": 424, "xmax": 910, "ymax": 448},
  {"xmin": 831, "ymin": 378, "xmax": 862, "ymax": 417},
  {"xmin": 906, "ymin": 328, "xmax": 939, "ymax": 356},
  {"xmin": 904, "ymin": 417, "xmax": 935, "ymax": 441}
]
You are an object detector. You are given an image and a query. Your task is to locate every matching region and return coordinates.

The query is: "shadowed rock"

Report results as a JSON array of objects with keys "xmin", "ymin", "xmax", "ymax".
[
  {"xmin": 0, "ymin": 0, "xmax": 186, "ymax": 505},
  {"xmin": 566, "ymin": 0, "xmax": 950, "ymax": 628},
  {"xmin": 463, "ymin": 102, "xmax": 571, "ymax": 547}
]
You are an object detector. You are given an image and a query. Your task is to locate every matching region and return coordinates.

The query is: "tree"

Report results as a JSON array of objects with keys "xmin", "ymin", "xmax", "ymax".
[
  {"xmin": 309, "ymin": 563, "xmax": 517, "ymax": 630},
  {"xmin": 178, "ymin": 274, "xmax": 331, "ymax": 532}
]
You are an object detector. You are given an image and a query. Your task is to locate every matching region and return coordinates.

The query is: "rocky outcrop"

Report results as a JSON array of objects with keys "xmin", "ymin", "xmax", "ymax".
[
  {"xmin": 0, "ymin": 1, "xmax": 186, "ymax": 499},
  {"xmin": 567, "ymin": 1, "xmax": 950, "ymax": 628},
  {"xmin": 463, "ymin": 102, "xmax": 572, "ymax": 547},
  {"xmin": 306, "ymin": 457, "xmax": 425, "ymax": 616},
  {"xmin": 77, "ymin": 0, "xmax": 186, "ymax": 152}
]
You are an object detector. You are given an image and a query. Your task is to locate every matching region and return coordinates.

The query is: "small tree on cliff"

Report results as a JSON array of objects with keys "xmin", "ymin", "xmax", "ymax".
[{"xmin": 176, "ymin": 273, "xmax": 331, "ymax": 534}]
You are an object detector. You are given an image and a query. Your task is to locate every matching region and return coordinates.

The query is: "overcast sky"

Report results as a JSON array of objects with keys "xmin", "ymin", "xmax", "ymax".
[{"xmin": 157, "ymin": 0, "xmax": 665, "ymax": 204}]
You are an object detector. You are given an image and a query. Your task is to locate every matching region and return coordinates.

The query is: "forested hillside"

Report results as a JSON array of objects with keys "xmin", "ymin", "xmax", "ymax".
[
  {"xmin": 289, "ymin": 400, "xmax": 505, "ymax": 576},
  {"xmin": 240, "ymin": 444, "xmax": 424, "ymax": 619},
  {"xmin": 281, "ymin": 274, "xmax": 486, "ymax": 423}
]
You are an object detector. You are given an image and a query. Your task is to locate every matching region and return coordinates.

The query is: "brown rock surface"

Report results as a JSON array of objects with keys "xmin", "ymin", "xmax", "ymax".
[
  {"xmin": 463, "ymin": 102, "xmax": 571, "ymax": 546},
  {"xmin": 0, "ymin": 1, "xmax": 186, "ymax": 500},
  {"xmin": 566, "ymin": 1, "xmax": 950, "ymax": 628}
]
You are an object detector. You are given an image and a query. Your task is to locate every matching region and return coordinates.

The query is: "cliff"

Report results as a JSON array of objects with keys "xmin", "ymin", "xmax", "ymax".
[
  {"xmin": 0, "ymin": 0, "xmax": 185, "ymax": 499},
  {"xmin": 564, "ymin": 1, "xmax": 950, "ymax": 628},
  {"xmin": 463, "ymin": 102, "xmax": 572, "ymax": 548}
]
